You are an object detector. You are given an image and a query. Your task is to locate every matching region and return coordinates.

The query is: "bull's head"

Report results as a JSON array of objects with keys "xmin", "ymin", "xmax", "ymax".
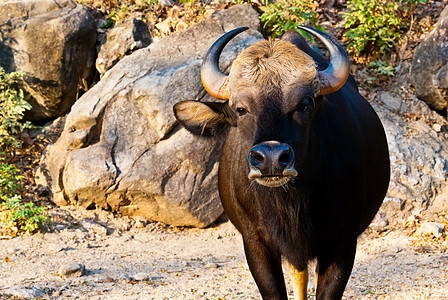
[{"xmin": 174, "ymin": 26, "xmax": 349, "ymax": 188}]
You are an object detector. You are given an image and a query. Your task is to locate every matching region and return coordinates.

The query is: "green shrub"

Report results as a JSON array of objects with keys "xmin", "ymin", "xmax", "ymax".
[
  {"xmin": 3, "ymin": 196, "xmax": 47, "ymax": 234},
  {"xmin": 0, "ymin": 164, "xmax": 23, "ymax": 200},
  {"xmin": 260, "ymin": 0, "xmax": 324, "ymax": 40},
  {"xmin": 343, "ymin": 0, "xmax": 427, "ymax": 58},
  {"xmin": 0, "ymin": 66, "xmax": 33, "ymax": 153},
  {"xmin": 0, "ymin": 163, "xmax": 47, "ymax": 235}
]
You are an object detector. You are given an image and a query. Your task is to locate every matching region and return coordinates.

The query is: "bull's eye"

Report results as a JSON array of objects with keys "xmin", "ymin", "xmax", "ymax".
[
  {"xmin": 298, "ymin": 97, "xmax": 314, "ymax": 113},
  {"xmin": 299, "ymin": 104, "xmax": 310, "ymax": 113},
  {"xmin": 236, "ymin": 107, "xmax": 248, "ymax": 116}
]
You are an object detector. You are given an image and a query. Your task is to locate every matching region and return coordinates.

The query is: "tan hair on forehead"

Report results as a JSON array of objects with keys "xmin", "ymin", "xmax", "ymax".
[{"xmin": 229, "ymin": 39, "xmax": 317, "ymax": 91}]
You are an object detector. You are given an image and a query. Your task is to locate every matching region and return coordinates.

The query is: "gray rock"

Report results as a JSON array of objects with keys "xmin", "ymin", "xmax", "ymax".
[
  {"xmin": 133, "ymin": 272, "xmax": 151, "ymax": 281},
  {"xmin": 116, "ymin": 219, "xmax": 132, "ymax": 231},
  {"xmin": 98, "ymin": 275, "xmax": 115, "ymax": 283},
  {"xmin": 383, "ymin": 197, "xmax": 405, "ymax": 211},
  {"xmin": 4, "ymin": 286, "xmax": 46, "ymax": 299},
  {"xmin": 369, "ymin": 210, "xmax": 389, "ymax": 231},
  {"xmin": 433, "ymin": 123, "xmax": 443, "ymax": 132},
  {"xmin": 410, "ymin": 6, "xmax": 448, "ymax": 110},
  {"xmin": 48, "ymin": 242, "xmax": 65, "ymax": 252},
  {"xmin": 373, "ymin": 91, "xmax": 448, "ymax": 223},
  {"xmin": 134, "ymin": 219, "xmax": 147, "ymax": 229},
  {"xmin": 96, "ymin": 18, "xmax": 152, "ymax": 76},
  {"xmin": 0, "ymin": 0, "xmax": 97, "ymax": 121},
  {"xmin": 118, "ymin": 274, "xmax": 132, "ymax": 283},
  {"xmin": 432, "ymin": 190, "xmax": 448, "ymax": 212},
  {"xmin": 81, "ymin": 219, "xmax": 108, "ymax": 235},
  {"xmin": 58, "ymin": 262, "xmax": 86, "ymax": 277},
  {"xmin": 37, "ymin": 4, "xmax": 262, "ymax": 228},
  {"xmin": 416, "ymin": 222, "xmax": 445, "ymax": 238},
  {"xmin": 55, "ymin": 224, "xmax": 66, "ymax": 231}
]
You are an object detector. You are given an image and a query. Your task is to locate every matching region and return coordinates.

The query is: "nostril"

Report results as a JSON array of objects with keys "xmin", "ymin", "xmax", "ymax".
[
  {"xmin": 279, "ymin": 152, "xmax": 291, "ymax": 165},
  {"xmin": 253, "ymin": 152, "xmax": 264, "ymax": 162},
  {"xmin": 250, "ymin": 150, "xmax": 264, "ymax": 166}
]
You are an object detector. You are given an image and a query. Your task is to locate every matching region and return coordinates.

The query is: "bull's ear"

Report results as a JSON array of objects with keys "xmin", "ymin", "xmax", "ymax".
[{"xmin": 173, "ymin": 100, "xmax": 236, "ymax": 137}]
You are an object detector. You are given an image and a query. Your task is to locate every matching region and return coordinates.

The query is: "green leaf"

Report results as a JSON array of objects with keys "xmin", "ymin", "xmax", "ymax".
[{"xmin": 0, "ymin": 66, "xmax": 34, "ymax": 153}]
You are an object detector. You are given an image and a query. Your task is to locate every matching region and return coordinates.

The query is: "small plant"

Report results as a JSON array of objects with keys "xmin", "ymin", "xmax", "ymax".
[
  {"xmin": 3, "ymin": 197, "xmax": 47, "ymax": 234},
  {"xmin": 368, "ymin": 60, "xmax": 395, "ymax": 76},
  {"xmin": 0, "ymin": 163, "xmax": 47, "ymax": 235},
  {"xmin": 0, "ymin": 164, "xmax": 23, "ymax": 200},
  {"xmin": 0, "ymin": 66, "xmax": 33, "ymax": 153},
  {"xmin": 101, "ymin": 17, "xmax": 114, "ymax": 29},
  {"xmin": 260, "ymin": 0, "xmax": 324, "ymax": 40},
  {"xmin": 343, "ymin": 0, "xmax": 427, "ymax": 58}
]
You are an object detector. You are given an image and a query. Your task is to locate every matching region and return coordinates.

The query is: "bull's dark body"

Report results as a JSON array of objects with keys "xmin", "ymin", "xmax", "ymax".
[
  {"xmin": 218, "ymin": 77, "xmax": 389, "ymax": 299},
  {"xmin": 174, "ymin": 28, "xmax": 390, "ymax": 300}
]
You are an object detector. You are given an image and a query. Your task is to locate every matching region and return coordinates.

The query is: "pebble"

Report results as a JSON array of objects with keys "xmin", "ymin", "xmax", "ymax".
[
  {"xmin": 58, "ymin": 262, "xmax": 86, "ymax": 277},
  {"xmin": 5, "ymin": 286, "xmax": 46, "ymax": 298},
  {"xmin": 120, "ymin": 221, "xmax": 131, "ymax": 231},
  {"xmin": 383, "ymin": 196, "xmax": 405, "ymax": 211},
  {"xmin": 98, "ymin": 275, "xmax": 115, "ymax": 283},
  {"xmin": 433, "ymin": 123, "xmax": 442, "ymax": 133},
  {"xmin": 118, "ymin": 274, "xmax": 132, "ymax": 284},
  {"xmin": 416, "ymin": 222, "xmax": 445, "ymax": 238},
  {"xmin": 369, "ymin": 210, "xmax": 389, "ymax": 231},
  {"xmin": 54, "ymin": 224, "xmax": 66, "ymax": 231},
  {"xmin": 81, "ymin": 219, "xmax": 108, "ymax": 235},
  {"xmin": 206, "ymin": 263, "xmax": 220, "ymax": 269},
  {"xmin": 49, "ymin": 243, "xmax": 65, "ymax": 252},
  {"xmin": 134, "ymin": 219, "xmax": 146, "ymax": 229},
  {"xmin": 133, "ymin": 272, "xmax": 150, "ymax": 281}
]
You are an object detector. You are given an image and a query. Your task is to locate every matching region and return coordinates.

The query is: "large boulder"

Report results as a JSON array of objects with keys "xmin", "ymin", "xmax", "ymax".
[
  {"xmin": 96, "ymin": 18, "xmax": 152, "ymax": 77},
  {"xmin": 0, "ymin": 0, "xmax": 97, "ymax": 121},
  {"xmin": 410, "ymin": 6, "xmax": 448, "ymax": 111},
  {"xmin": 37, "ymin": 5, "xmax": 262, "ymax": 227},
  {"xmin": 372, "ymin": 91, "xmax": 448, "ymax": 223}
]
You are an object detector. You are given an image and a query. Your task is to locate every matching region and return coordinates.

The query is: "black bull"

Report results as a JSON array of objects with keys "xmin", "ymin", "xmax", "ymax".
[{"xmin": 173, "ymin": 26, "xmax": 390, "ymax": 300}]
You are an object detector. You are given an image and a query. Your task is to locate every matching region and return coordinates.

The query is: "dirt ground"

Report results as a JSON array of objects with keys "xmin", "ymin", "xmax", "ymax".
[{"xmin": 0, "ymin": 206, "xmax": 447, "ymax": 299}]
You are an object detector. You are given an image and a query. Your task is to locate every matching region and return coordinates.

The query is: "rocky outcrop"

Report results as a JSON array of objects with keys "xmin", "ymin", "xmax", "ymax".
[
  {"xmin": 35, "ymin": 3, "xmax": 448, "ymax": 227},
  {"xmin": 96, "ymin": 18, "xmax": 152, "ymax": 77},
  {"xmin": 410, "ymin": 6, "xmax": 448, "ymax": 111},
  {"xmin": 372, "ymin": 91, "xmax": 448, "ymax": 224},
  {"xmin": 0, "ymin": 0, "xmax": 97, "ymax": 121},
  {"xmin": 37, "ymin": 5, "xmax": 262, "ymax": 228}
]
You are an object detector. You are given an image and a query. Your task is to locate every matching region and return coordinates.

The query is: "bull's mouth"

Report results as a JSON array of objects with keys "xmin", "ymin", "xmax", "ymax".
[
  {"xmin": 248, "ymin": 167, "xmax": 298, "ymax": 188},
  {"xmin": 254, "ymin": 176, "xmax": 292, "ymax": 188}
]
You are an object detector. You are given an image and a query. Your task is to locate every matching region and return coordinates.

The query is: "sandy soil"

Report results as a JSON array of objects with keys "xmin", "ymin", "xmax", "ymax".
[{"xmin": 0, "ymin": 206, "xmax": 447, "ymax": 299}]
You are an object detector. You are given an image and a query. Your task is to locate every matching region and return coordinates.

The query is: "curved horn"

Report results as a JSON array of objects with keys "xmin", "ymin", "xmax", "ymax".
[
  {"xmin": 297, "ymin": 25, "xmax": 350, "ymax": 95},
  {"xmin": 201, "ymin": 27, "xmax": 249, "ymax": 100}
]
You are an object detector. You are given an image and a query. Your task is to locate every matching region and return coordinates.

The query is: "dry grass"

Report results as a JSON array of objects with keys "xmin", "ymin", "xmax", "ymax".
[{"xmin": 77, "ymin": 0, "xmax": 239, "ymax": 39}]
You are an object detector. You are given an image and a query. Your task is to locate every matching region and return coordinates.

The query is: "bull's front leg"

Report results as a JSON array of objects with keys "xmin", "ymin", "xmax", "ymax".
[
  {"xmin": 242, "ymin": 234, "xmax": 288, "ymax": 300},
  {"xmin": 315, "ymin": 240, "xmax": 357, "ymax": 300}
]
